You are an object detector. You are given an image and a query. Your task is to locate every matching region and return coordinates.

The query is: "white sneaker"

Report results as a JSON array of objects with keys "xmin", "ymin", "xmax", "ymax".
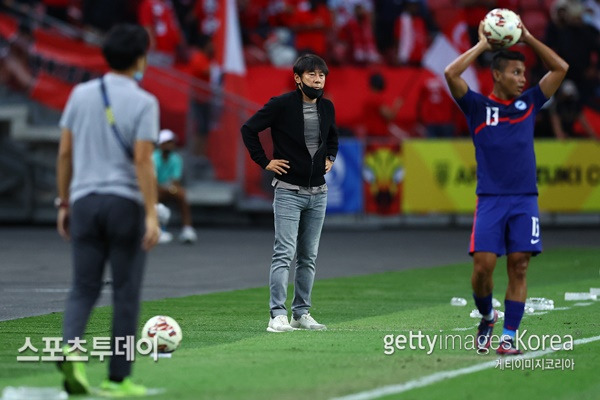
[
  {"xmin": 267, "ymin": 315, "xmax": 294, "ymax": 333},
  {"xmin": 290, "ymin": 313, "xmax": 327, "ymax": 330},
  {"xmin": 179, "ymin": 226, "xmax": 197, "ymax": 244},
  {"xmin": 158, "ymin": 230, "xmax": 173, "ymax": 244},
  {"xmin": 155, "ymin": 203, "xmax": 171, "ymax": 226}
]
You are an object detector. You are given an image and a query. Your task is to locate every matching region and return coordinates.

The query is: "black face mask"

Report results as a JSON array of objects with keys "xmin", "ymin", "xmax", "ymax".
[{"xmin": 299, "ymin": 81, "xmax": 323, "ymax": 100}]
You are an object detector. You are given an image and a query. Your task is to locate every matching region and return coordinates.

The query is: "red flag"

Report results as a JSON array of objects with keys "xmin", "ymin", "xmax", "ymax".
[
  {"xmin": 423, "ymin": 8, "xmax": 479, "ymax": 95},
  {"xmin": 443, "ymin": 9, "xmax": 471, "ymax": 53},
  {"xmin": 207, "ymin": 0, "xmax": 253, "ymax": 189},
  {"xmin": 211, "ymin": 0, "xmax": 246, "ymax": 75}
]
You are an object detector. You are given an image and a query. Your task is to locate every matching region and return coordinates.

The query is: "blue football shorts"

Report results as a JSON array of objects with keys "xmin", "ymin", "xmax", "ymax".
[{"xmin": 469, "ymin": 194, "xmax": 542, "ymax": 256}]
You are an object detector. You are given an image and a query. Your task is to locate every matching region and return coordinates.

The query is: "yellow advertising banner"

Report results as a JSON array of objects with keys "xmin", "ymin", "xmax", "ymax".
[{"xmin": 404, "ymin": 140, "xmax": 600, "ymax": 212}]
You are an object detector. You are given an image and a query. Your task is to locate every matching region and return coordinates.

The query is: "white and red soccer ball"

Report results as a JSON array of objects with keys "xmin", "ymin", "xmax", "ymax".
[
  {"xmin": 483, "ymin": 8, "xmax": 522, "ymax": 48},
  {"xmin": 141, "ymin": 315, "xmax": 182, "ymax": 353}
]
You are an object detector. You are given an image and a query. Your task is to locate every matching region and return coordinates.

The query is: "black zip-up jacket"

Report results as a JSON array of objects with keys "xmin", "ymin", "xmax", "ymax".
[{"xmin": 241, "ymin": 89, "xmax": 339, "ymax": 187}]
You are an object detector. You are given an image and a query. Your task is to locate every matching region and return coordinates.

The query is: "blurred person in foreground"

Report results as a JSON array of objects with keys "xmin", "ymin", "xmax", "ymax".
[
  {"xmin": 444, "ymin": 18, "xmax": 568, "ymax": 355},
  {"xmin": 56, "ymin": 24, "xmax": 159, "ymax": 396},
  {"xmin": 241, "ymin": 54, "xmax": 338, "ymax": 333}
]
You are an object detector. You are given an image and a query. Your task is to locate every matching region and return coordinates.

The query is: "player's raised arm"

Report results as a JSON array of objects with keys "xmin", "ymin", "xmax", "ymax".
[
  {"xmin": 519, "ymin": 20, "xmax": 569, "ymax": 99},
  {"xmin": 444, "ymin": 21, "xmax": 493, "ymax": 99}
]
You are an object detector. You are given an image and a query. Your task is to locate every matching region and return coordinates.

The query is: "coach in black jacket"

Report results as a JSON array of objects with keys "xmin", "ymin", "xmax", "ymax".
[
  {"xmin": 241, "ymin": 54, "xmax": 339, "ymax": 333},
  {"xmin": 241, "ymin": 76, "xmax": 338, "ymax": 187}
]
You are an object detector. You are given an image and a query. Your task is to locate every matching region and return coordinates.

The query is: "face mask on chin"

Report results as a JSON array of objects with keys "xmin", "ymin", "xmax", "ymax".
[
  {"xmin": 133, "ymin": 70, "xmax": 144, "ymax": 83},
  {"xmin": 299, "ymin": 81, "xmax": 323, "ymax": 100}
]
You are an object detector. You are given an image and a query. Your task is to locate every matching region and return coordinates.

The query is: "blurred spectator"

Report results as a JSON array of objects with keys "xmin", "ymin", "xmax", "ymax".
[
  {"xmin": 185, "ymin": 39, "xmax": 216, "ymax": 157},
  {"xmin": 138, "ymin": 0, "xmax": 185, "ymax": 65},
  {"xmin": 395, "ymin": 0, "xmax": 429, "ymax": 66},
  {"xmin": 328, "ymin": 0, "xmax": 377, "ymax": 64},
  {"xmin": 238, "ymin": 0, "xmax": 269, "ymax": 35},
  {"xmin": 0, "ymin": 20, "xmax": 35, "ymax": 92},
  {"xmin": 238, "ymin": 0, "xmax": 273, "ymax": 65},
  {"xmin": 548, "ymin": 80, "xmax": 598, "ymax": 139},
  {"xmin": 583, "ymin": 0, "xmax": 600, "ymax": 31},
  {"xmin": 192, "ymin": 0, "xmax": 221, "ymax": 46},
  {"xmin": 416, "ymin": 73, "xmax": 456, "ymax": 137},
  {"xmin": 373, "ymin": 0, "xmax": 404, "ymax": 62},
  {"xmin": 265, "ymin": 0, "xmax": 295, "ymax": 27},
  {"xmin": 264, "ymin": 28, "xmax": 297, "ymax": 66},
  {"xmin": 343, "ymin": 3, "xmax": 381, "ymax": 64},
  {"xmin": 328, "ymin": 0, "xmax": 373, "ymax": 26},
  {"xmin": 287, "ymin": 0, "xmax": 333, "ymax": 57},
  {"xmin": 41, "ymin": 0, "xmax": 70, "ymax": 22},
  {"xmin": 170, "ymin": 0, "xmax": 197, "ymax": 44},
  {"xmin": 82, "ymin": 0, "xmax": 133, "ymax": 32},
  {"xmin": 545, "ymin": 0, "xmax": 600, "ymax": 105},
  {"xmin": 361, "ymin": 72, "xmax": 406, "ymax": 139},
  {"xmin": 153, "ymin": 129, "xmax": 198, "ymax": 244}
]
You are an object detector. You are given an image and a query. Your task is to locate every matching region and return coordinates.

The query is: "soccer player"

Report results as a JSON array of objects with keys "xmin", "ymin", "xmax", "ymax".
[
  {"xmin": 444, "ymin": 20, "xmax": 568, "ymax": 354},
  {"xmin": 241, "ymin": 54, "xmax": 338, "ymax": 332}
]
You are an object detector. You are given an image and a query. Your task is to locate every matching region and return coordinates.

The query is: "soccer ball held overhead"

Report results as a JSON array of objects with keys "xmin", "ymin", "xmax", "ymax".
[{"xmin": 483, "ymin": 8, "xmax": 522, "ymax": 48}]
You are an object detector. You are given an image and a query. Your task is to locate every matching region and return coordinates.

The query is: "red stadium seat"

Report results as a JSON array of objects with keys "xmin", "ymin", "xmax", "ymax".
[
  {"xmin": 521, "ymin": 10, "xmax": 549, "ymax": 39},
  {"xmin": 33, "ymin": 30, "xmax": 107, "ymax": 72},
  {"xmin": 29, "ymin": 71, "xmax": 73, "ymax": 110},
  {"xmin": 427, "ymin": 0, "xmax": 455, "ymax": 12},
  {"xmin": 0, "ymin": 14, "xmax": 17, "ymax": 38},
  {"xmin": 519, "ymin": 0, "xmax": 548, "ymax": 12}
]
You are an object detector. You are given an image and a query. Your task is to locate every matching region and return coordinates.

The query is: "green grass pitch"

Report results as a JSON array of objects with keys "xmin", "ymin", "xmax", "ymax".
[{"xmin": 0, "ymin": 249, "xmax": 599, "ymax": 399}]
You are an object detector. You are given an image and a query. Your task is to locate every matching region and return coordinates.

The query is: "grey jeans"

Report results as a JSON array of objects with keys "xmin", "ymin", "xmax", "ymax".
[{"xmin": 270, "ymin": 188, "xmax": 327, "ymax": 319}]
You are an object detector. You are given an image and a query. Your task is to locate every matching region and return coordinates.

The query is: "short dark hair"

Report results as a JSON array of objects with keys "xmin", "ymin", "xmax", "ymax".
[
  {"xmin": 369, "ymin": 73, "xmax": 385, "ymax": 91},
  {"xmin": 102, "ymin": 24, "xmax": 149, "ymax": 71},
  {"xmin": 491, "ymin": 50, "xmax": 526, "ymax": 72},
  {"xmin": 293, "ymin": 54, "xmax": 329, "ymax": 76},
  {"xmin": 17, "ymin": 19, "xmax": 33, "ymax": 36}
]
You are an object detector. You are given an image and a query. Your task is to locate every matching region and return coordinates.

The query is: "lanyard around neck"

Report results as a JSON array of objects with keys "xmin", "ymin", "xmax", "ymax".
[{"xmin": 99, "ymin": 76, "xmax": 134, "ymax": 160}]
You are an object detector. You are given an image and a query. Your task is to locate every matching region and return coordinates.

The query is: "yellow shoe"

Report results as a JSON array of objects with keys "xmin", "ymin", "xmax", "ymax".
[
  {"xmin": 98, "ymin": 378, "xmax": 147, "ymax": 397},
  {"xmin": 56, "ymin": 346, "xmax": 90, "ymax": 394}
]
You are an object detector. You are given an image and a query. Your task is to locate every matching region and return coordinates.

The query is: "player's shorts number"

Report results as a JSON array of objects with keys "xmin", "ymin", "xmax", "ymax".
[{"xmin": 531, "ymin": 216, "xmax": 540, "ymax": 241}]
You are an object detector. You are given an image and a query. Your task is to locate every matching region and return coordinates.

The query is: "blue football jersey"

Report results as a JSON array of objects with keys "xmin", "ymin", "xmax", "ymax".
[{"xmin": 456, "ymin": 86, "xmax": 548, "ymax": 195}]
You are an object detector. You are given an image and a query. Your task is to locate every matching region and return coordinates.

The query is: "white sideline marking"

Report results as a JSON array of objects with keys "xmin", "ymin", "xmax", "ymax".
[
  {"xmin": 573, "ymin": 302, "xmax": 593, "ymax": 307},
  {"xmin": 4, "ymin": 288, "xmax": 71, "ymax": 293},
  {"xmin": 451, "ymin": 326, "xmax": 475, "ymax": 331},
  {"xmin": 3, "ymin": 288, "xmax": 110, "ymax": 293},
  {"xmin": 331, "ymin": 335, "xmax": 600, "ymax": 400}
]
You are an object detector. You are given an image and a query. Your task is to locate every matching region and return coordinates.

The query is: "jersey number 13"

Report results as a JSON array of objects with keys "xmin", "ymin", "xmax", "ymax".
[{"xmin": 486, "ymin": 106, "xmax": 499, "ymax": 126}]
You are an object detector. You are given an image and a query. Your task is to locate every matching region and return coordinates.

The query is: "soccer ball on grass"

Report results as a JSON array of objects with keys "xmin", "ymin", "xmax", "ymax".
[
  {"xmin": 482, "ymin": 8, "xmax": 522, "ymax": 48},
  {"xmin": 141, "ymin": 315, "xmax": 182, "ymax": 353}
]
